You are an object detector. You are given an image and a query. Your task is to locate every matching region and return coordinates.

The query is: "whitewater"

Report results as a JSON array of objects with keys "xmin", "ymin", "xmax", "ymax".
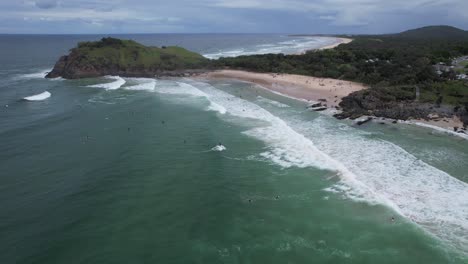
[{"xmin": 141, "ymin": 78, "xmax": 467, "ymax": 252}]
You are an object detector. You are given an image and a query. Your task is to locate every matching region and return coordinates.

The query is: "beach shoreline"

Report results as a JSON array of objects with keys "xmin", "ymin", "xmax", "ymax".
[
  {"xmin": 295, "ymin": 37, "xmax": 353, "ymax": 54},
  {"xmin": 198, "ymin": 69, "xmax": 467, "ymax": 136},
  {"xmin": 198, "ymin": 69, "xmax": 365, "ymax": 108},
  {"xmin": 320, "ymin": 37, "xmax": 353, "ymax": 50}
]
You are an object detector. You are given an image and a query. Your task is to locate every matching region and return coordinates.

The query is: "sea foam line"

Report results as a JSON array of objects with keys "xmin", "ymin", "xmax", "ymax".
[
  {"xmin": 157, "ymin": 79, "xmax": 468, "ymax": 252},
  {"xmin": 124, "ymin": 78, "xmax": 157, "ymax": 91},
  {"xmin": 16, "ymin": 69, "xmax": 52, "ymax": 80},
  {"xmin": 292, "ymin": 115, "xmax": 468, "ymax": 251},
  {"xmin": 175, "ymin": 80, "xmax": 390, "ymax": 203}
]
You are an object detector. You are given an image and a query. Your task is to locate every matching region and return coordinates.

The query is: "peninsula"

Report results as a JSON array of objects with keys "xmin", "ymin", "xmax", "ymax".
[
  {"xmin": 46, "ymin": 26, "xmax": 468, "ymax": 130},
  {"xmin": 46, "ymin": 37, "xmax": 209, "ymax": 79}
]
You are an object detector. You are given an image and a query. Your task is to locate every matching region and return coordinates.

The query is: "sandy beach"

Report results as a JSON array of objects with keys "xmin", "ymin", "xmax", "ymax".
[
  {"xmin": 294, "ymin": 37, "xmax": 353, "ymax": 54},
  {"xmin": 319, "ymin": 37, "xmax": 353, "ymax": 50},
  {"xmin": 200, "ymin": 69, "xmax": 467, "ymax": 135},
  {"xmin": 200, "ymin": 70, "xmax": 366, "ymax": 108}
]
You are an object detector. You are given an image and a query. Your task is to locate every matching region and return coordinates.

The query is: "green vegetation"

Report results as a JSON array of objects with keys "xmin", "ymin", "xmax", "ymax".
[
  {"xmin": 47, "ymin": 37, "xmax": 209, "ymax": 78},
  {"xmin": 391, "ymin": 25, "xmax": 468, "ymax": 40},
  {"xmin": 214, "ymin": 26, "xmax": 468, "ymax": 108},
  {"xmin": 75, "ymin": 38, "xmax": 208, "ymax": 69}
]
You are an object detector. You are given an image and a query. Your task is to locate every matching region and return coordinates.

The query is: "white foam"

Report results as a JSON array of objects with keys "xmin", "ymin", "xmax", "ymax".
[
  {"xmin": 124, "ymin": 78, "xmax": 156, "ymax": 91},
  {"xmin": 23, "ymin": 91, "xmax": 51, "ymax": 101},
  {"xmin": 403, "ymin": 120, "xmax": 468, "ymax": 140},
  {"xmin": 161, "ymin": 80, "xmax": 468, "ymax": 251},
  {"xmin": 17, "ymin": 69, "xmax": 52, "ymax": 79},
  {"xmin": 212, "ymin": 145, "xmax": 227, "ymax": 152},
  {"xmin": 290, "ymin": 115, "xmax": 468, "ymax": 250},
  {"xmin": 256, "ymin": 96, "xmax": 290, "ymax": 108},
  {"xmin": 202, "ymin": 37, "xmax": 339, "ymax": 59},
  {"xmin": 154, "ymin": 81, "xmax": 227, "ymax": 114},
  {"xmin": 177, "ymin": 81, "xmax": 356, "ymax": 174},
  {"xmin": 87, "ymin": 76, "xmax": 126, "ymax": 90}
]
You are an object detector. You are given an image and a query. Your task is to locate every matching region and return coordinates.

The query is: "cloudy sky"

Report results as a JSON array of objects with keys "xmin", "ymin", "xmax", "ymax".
[{"xmin": 1, "ymin": 0, "xmax": 467, "ymax": 34}]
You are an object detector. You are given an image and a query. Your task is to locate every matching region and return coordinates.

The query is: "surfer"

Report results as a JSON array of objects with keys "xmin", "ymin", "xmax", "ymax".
[{"xmin": 211, "ymin": 143, "xmax": 226, "ymax": 152}]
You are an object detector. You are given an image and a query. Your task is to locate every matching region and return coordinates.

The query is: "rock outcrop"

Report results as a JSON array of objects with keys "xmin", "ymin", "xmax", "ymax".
[
  {"xmin": 335, "ymin": 87, "xmax": 468, "ymax": 127},
  {"xmin": 46, "ymin": 37, "xmax": 210, "ymax": 79}
]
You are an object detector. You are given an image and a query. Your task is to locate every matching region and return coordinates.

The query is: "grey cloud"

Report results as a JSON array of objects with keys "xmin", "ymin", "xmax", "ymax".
[
  {"xmin": 35, "ymin": 0, "xmax": 58, "ymax": 9},
  {"xmin": 0, "ymin": 0, "xmax": 466, "ymax": 33}
]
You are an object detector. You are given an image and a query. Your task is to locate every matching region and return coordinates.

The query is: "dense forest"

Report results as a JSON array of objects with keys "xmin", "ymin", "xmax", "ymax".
[{"xmin": 214, "ymin": 26, "xmax": 468, "ymax": 125}]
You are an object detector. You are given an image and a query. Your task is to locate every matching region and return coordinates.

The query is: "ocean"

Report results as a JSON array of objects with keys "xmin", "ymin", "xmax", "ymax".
[{"xmin": 0, "ymin": 34, "xmax": 467, "ymax": 263}]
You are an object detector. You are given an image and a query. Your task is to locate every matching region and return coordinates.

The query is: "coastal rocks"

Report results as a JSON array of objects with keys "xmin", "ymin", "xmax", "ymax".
[
  {"xmin": 336, "ymin": 88, "xmax": 468, "ymax": 127},
  {"xmin": 307, "ymin": 102, "xmax": 327, "ymax": 112},
  {"xmin": 312, "ymin": 107, "xmax": 328, "ymax": 112},
  {"xmin": 355, "ymin": 116, "xmax": 373, "ymax": 126}
]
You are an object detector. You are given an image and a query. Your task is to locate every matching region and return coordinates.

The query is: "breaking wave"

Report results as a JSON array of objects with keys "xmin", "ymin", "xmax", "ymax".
[
  {"xmin": 23, "ymin": 91, "xmax": 51, "ymax": 101},
  {"xmin": 153, "ymin": 79, "xmax": 468, "ymax": 252},
  {"xmin": 16, "ymin": 69, "xmax": 51, "ymax": 79},
  {"xmin": 87, "ymin": 76, "xmax": 126, "ymax": 90},
  {"xmin": 203, "ymin": 37, "xmax": 337, "ymax": 59}
]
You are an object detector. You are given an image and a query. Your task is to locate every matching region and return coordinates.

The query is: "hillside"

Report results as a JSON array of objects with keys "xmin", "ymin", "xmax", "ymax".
[
  {"xmin": 46, "ymin": 37, "xmax": 209, "ymax": 79},
  {"xmin": 392, "ymin": 25, "xmax": 468, "ymax": 40}
]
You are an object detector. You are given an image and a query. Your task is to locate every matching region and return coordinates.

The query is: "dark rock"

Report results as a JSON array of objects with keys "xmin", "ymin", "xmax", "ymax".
[
  {"xmin": 312, "ymin": 107, "xmax": 327, "ymax": 112},
  {"xmin": 336, "ymin": 87, "xmax": 463, "ymax": 126},
  {"xmin": 308, "ymin": 103, "xmax": 322, "ymax": 108},
  {"xmin": 356, "ymin": 117, "xmax": 373, "ymax": 126}
]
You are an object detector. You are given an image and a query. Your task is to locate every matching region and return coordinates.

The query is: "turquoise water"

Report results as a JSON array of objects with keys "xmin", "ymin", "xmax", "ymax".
[{"xmin": 0, "ymin": 35, "xmax": 467, "ymax": 263}]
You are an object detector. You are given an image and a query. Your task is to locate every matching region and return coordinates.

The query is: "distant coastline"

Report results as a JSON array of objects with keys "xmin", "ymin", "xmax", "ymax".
[{"xmin": 294, "ymin": 37, "xmax": 353, "ymax": 55}]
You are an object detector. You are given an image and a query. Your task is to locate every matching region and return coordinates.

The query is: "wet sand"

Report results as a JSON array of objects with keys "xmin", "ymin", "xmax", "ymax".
[{"xmin": 200, "ymin": 70, "xmax": 366, "ymax": 108}]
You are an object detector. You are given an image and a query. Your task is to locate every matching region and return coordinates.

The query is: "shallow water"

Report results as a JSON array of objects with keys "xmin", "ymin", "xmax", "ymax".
[{"xmin": 0, "ymin": 35, "xmax": 467, "ymax": 263}]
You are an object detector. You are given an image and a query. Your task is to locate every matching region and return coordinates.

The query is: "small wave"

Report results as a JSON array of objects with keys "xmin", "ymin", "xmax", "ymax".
[
  {"xmin": 202, "ymin": 37, "xmax": 338, "ymax": 59},
  {"xmin": 124, "ymin": 78, "xmax": 157, "ymax": 91},
  {"xmin": 23, "ymin": 91, "xmax": 51, "ymax": 101},
  {"xmin": 16, "ymin": 69, "xmax": 52, "ymax": 79},
  {"xmin": 290, "ymin": 115, "xmax": 468, "ymax": 251},
  {"xmin": 405, "ymin": 121, "xmax": 468, "ymax": 140},
  {"xmin": 211, "ymin": 144, "xmax": 227, "ymax": 152},
  {"xmin": 87, "ymin": 76, "xmax": 126, "ymax": 90},
  {"xmin": 256, "ymin": 96, "xmax": 290, "ymax": 108},
  {"xmin": 154, "ymin": 81, "xmax": 227, "ymax": 114},
  {"xmin": 166, "ymin": 80, "xmax": 468, "ymax": 252}
]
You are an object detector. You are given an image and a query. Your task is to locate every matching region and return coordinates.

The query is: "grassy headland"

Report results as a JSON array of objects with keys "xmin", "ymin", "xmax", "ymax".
[{"xmin": 46, "ymin": 37, "xmax": 209, "ymax": 79}]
